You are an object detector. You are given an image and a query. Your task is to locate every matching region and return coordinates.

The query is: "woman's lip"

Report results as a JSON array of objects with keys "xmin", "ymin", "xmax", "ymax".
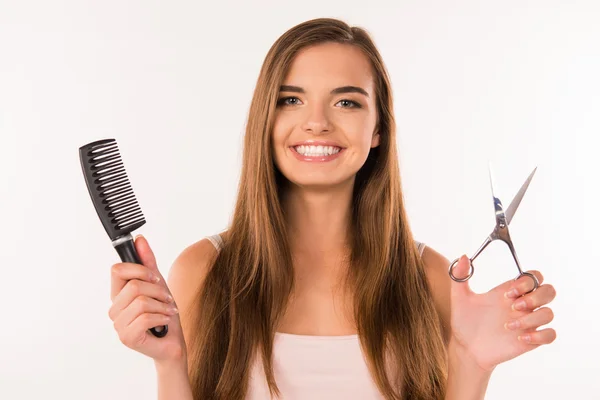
[
  {"xmin": 289, "ymin": 146, "xmax": 345, "ymax": 162},
  {"xmin": 289, "ymin": 141, "xmax": 345, "ymax": 148}
]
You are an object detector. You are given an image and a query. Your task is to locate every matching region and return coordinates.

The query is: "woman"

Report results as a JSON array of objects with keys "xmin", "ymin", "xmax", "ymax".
[{"xmin": 108, "ymin": 18, "xmax": 556, "ymax": 399}]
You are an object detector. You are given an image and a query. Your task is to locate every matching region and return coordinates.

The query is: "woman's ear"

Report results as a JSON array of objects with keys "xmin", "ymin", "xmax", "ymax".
[{"xmin": 371, "ymin": 129, "xmax": 381, "ymax": 148}]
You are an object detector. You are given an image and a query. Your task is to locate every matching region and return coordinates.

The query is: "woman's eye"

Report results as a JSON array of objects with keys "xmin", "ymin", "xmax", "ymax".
[
  {"xmin": 276, "ymin": 97, "xmax": 361, "ymax": 108},
  {"xmin": 277, "ymin": 97, "xmax": 302, "ymax": 106},
  {"xmin": 336, "ymin": 99, "xmax": 361, "ymax": 108}
]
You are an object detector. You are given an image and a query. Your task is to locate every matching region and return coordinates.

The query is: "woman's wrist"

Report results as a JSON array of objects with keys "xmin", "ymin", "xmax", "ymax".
[
  {"xmin": 445, "ymin": 339, "xmax": 494, "ymax": 400},
  {"xmin": 448, "ymin": 338, "xmax": 494, "ymax": 374},
  {"xmin": 154, "ymin": 355, "xmax": 193, "ymax": 400},
  {"xmin": 154, "ymin": 353, "xmax": 188, "ymax": 374}
]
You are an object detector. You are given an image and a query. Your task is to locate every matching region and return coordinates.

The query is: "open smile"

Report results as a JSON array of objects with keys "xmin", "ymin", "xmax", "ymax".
[
  {"xmin": 288, "ymin": 140, "xmax": 346, "ymax": 162},
  {"xmin": 289, "ymin": 145, "xmax": 345, "ymax": 162}
]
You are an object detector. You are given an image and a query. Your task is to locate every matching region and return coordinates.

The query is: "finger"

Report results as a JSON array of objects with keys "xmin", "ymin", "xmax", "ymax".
[
  {"xmin": 504, "ymin": 270, "xmax": 545, "ymax": 299},
  {"xmin": 518, "ymin": 328, "xmax": 557, "ymax": 345},
  {"xmin": 511, "ymin": 284, "xmax": 557, "ymax": 311},
  {"xmin": 113, "ymin": 295, "xmax": 179, "ymax": 331},
  {"xmin": 134, "ymin": 234, "xmax": 160, "ymax": 274},
  {"xmin": 450, "ymin": 255, "xmax": 474, "ymax": 298},
  {"xmin": 129, "ymin": 313, "xmax": 172, "ymax": 339},
  {"xmin": 109, "ymin": 279, "xmax": 173, "ymax": 321},
  {"xmin": 117, "ymin": 313, "xmax": 172, "ymax": 349},
  {"xmin": 134, "ymin": 234, "xmax": 170, "ymax": 291},
  {"xmin": 452, "ymin": 254, "xmax": 471, "ymax": 280},
  {"xmin": 505, "ymin": 307, "xmax": 554, "ymax": 331},
  {"xmin": 111, "ymin": 262, "xmax": 161, "ymax": 301}
]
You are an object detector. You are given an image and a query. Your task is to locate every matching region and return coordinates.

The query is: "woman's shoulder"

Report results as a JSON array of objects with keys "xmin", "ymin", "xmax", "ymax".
[
  {"xmin": 169, "ymin": 236, "xmax": 219, "ymax": 275},
  {"xmin": 166, "ymin": 237, "xmax": 219, "ymax": 304},
  {"xmin": 166, "ymin": 234, "xmax": 224, "ymax": 355},
  {"xmin": 167, "ymin": 229, "xmax": 230, "ymax": 284}
]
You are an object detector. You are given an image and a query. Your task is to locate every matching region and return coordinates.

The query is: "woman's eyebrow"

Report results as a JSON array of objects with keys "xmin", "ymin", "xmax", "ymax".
[{"xmin": 279, "ymin": 85, "xmax": 369, "ymax": 97}]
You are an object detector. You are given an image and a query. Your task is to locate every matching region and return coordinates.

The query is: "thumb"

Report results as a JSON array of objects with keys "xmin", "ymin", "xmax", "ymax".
[
  {"xmin": 450, "ymin": 254, "xmax": 474, "ymax": 298},
  {"xmin": 134, "ymin": 234, "xmax": 159, "ymax": 273}
]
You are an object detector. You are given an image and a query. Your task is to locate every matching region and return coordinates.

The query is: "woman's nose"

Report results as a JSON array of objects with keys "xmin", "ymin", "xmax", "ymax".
[{"xmin": 301, "ymin": 104, "xmax": 331, "ymax": 134}]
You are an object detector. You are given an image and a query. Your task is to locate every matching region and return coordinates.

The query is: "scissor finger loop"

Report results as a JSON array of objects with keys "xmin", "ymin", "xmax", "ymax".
[
  {"xmin": 515, "ymin": 271, "xmax": 539, "ymax": 295},
  {"xmin": 448, "ymin": 257, "xmax": 475, "ymax": 282}
]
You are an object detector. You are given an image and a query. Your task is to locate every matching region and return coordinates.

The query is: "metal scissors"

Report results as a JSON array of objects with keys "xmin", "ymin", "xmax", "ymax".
[{"xmin": 448, "ymin": 164, "xmax": 540, "ymax": 295}]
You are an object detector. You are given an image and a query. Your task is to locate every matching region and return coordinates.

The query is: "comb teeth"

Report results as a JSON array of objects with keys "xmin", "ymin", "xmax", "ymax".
[
  {"xmin": 80, "ymin": 138, "xmax": 146, "ymax": 239},
  {"xmin": 89, "ymin": 140, "xmax": 145, "ymax": 229}
]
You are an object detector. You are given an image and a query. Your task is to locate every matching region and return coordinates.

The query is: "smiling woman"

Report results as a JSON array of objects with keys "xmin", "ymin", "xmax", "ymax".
[
  {"xmin": 179, "ymin": 19, "xmax": 455, "ymax": 400},
  {"xmin": 106, "ymin": 16, "xmax": 557, "ymax": 400}
]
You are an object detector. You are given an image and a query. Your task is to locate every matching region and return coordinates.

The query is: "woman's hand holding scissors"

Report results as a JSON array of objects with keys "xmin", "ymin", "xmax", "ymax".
[{"xmin": 446, "ymin": 165, "xmax": 556, "ymax": 372}]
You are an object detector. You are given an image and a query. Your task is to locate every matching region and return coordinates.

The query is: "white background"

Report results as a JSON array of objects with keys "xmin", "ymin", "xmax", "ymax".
[{"xmin": 1, "ymin": 1, "xmax": 598, "ymax": 399}]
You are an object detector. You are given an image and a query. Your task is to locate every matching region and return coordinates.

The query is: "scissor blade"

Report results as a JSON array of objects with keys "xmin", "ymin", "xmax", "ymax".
[
  {"xmin": 488, "ymin": 161, "xmax": 497, "ymax": 199},
  {"xmin": 488, "ymin": 162, "xmax": 506, "ymax": 226},
  {"xmin": 505, "ymin": 167, "xmax": 537, "ymax": 225}
]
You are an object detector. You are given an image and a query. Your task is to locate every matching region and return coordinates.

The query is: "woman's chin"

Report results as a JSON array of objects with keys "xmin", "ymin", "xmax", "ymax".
[{"xmin": 285, "ymin": 175, "xmax": 356, "ymax": 191}]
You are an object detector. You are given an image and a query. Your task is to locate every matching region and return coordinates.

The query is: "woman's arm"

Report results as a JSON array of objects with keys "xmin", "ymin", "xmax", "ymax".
[
  {"xmin": 155, "ymin": 358, "xmax": 194, "ymax": 400},
  {"xmin": 421, "ymin": 246, "xmax": 493, "ymax": 400},
  {"xmin": 153, "ymin": 237, "xmax": 219, "ymax": 400},
  {"xmin": 156, "ymin": 237, "xmax": 220, "ymax": 399}
]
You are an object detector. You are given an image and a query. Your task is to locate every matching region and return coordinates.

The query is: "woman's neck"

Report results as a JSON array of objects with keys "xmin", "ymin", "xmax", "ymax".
[
  {"xmin": 280, "ymin": 182, "xmax": 356, "ymax": 318},
  {"xmin": 282, "ymin": 183, "xmax": 353, "ymax": 258}
]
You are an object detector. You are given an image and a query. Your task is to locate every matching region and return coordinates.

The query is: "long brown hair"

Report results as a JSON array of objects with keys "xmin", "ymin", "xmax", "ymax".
[{"xmin": 187, "ymin": 18, "xmax": 448, "ymax": 399}]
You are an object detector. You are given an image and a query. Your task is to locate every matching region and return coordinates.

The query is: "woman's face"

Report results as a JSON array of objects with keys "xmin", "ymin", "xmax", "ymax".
[{"xmin": 271, "ymin": 42, "xmax": 380, "ymax": 190}]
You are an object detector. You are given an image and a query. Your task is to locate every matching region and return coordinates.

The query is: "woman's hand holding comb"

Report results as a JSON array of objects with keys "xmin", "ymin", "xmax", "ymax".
[{"xmin": 108, "ymin": 235, "xmax": 187, "ymax": 363}]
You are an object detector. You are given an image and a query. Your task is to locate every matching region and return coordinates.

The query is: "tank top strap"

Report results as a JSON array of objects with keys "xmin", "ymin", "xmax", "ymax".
[
  {"xmin": 414, "ymin": 240, "xmax": 426, "ymax": 257},
  {"xmin": 206, "ymin": 233, "xmax": 224, "ymax": 252}
]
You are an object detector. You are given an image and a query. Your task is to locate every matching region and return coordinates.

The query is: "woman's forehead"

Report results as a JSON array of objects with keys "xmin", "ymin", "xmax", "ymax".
[{"xmin": 282, "ymin": 43, "xmax": 375, "ymax": 94}]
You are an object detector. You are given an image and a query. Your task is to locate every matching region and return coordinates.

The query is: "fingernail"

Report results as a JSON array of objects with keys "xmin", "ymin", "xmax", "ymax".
[
  {"xmin": 151, "ymin": 274, "xmax": 160, "ymax": 283},
  {"xmin": 518, "ymin": 335, "xmax": 531, "ymax": 343},
  {"xmin": 166, "ymin": 294, "xmax": 173, "ymax": 303},
  {"xmin": 505, "ymin": 288, "xmax": 519, "ymax": 298},
  {"xmin": 505, "ymin": 320, "xmax": 520, "ymax": 330},
  {"xmin": 513, "ymin": 299, "xmax": 527, "ymax": 311},
  {"xmin": 135, "ymin": 234, "xmax": 144, "ymax": 241},
  {"xmin": 167, "ymin": 307, "xmax": 179, "ymax": 315}
]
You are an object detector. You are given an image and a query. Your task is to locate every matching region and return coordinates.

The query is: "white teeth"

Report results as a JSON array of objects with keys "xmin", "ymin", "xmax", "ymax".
[{"xmin": 294, "ymin": 145, "xmax": 341, "ymax": 156}]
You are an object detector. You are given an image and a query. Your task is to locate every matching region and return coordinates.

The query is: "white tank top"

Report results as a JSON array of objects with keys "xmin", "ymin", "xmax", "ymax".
[{"xmin": 205, "ymin": 233, "xmax": 427, "ymax": 399}]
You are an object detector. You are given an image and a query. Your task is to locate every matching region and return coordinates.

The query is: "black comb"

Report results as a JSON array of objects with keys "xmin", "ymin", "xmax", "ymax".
[{"xmin": 79, "ymin": 138, "xmax": 168, "ymax": 338}]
